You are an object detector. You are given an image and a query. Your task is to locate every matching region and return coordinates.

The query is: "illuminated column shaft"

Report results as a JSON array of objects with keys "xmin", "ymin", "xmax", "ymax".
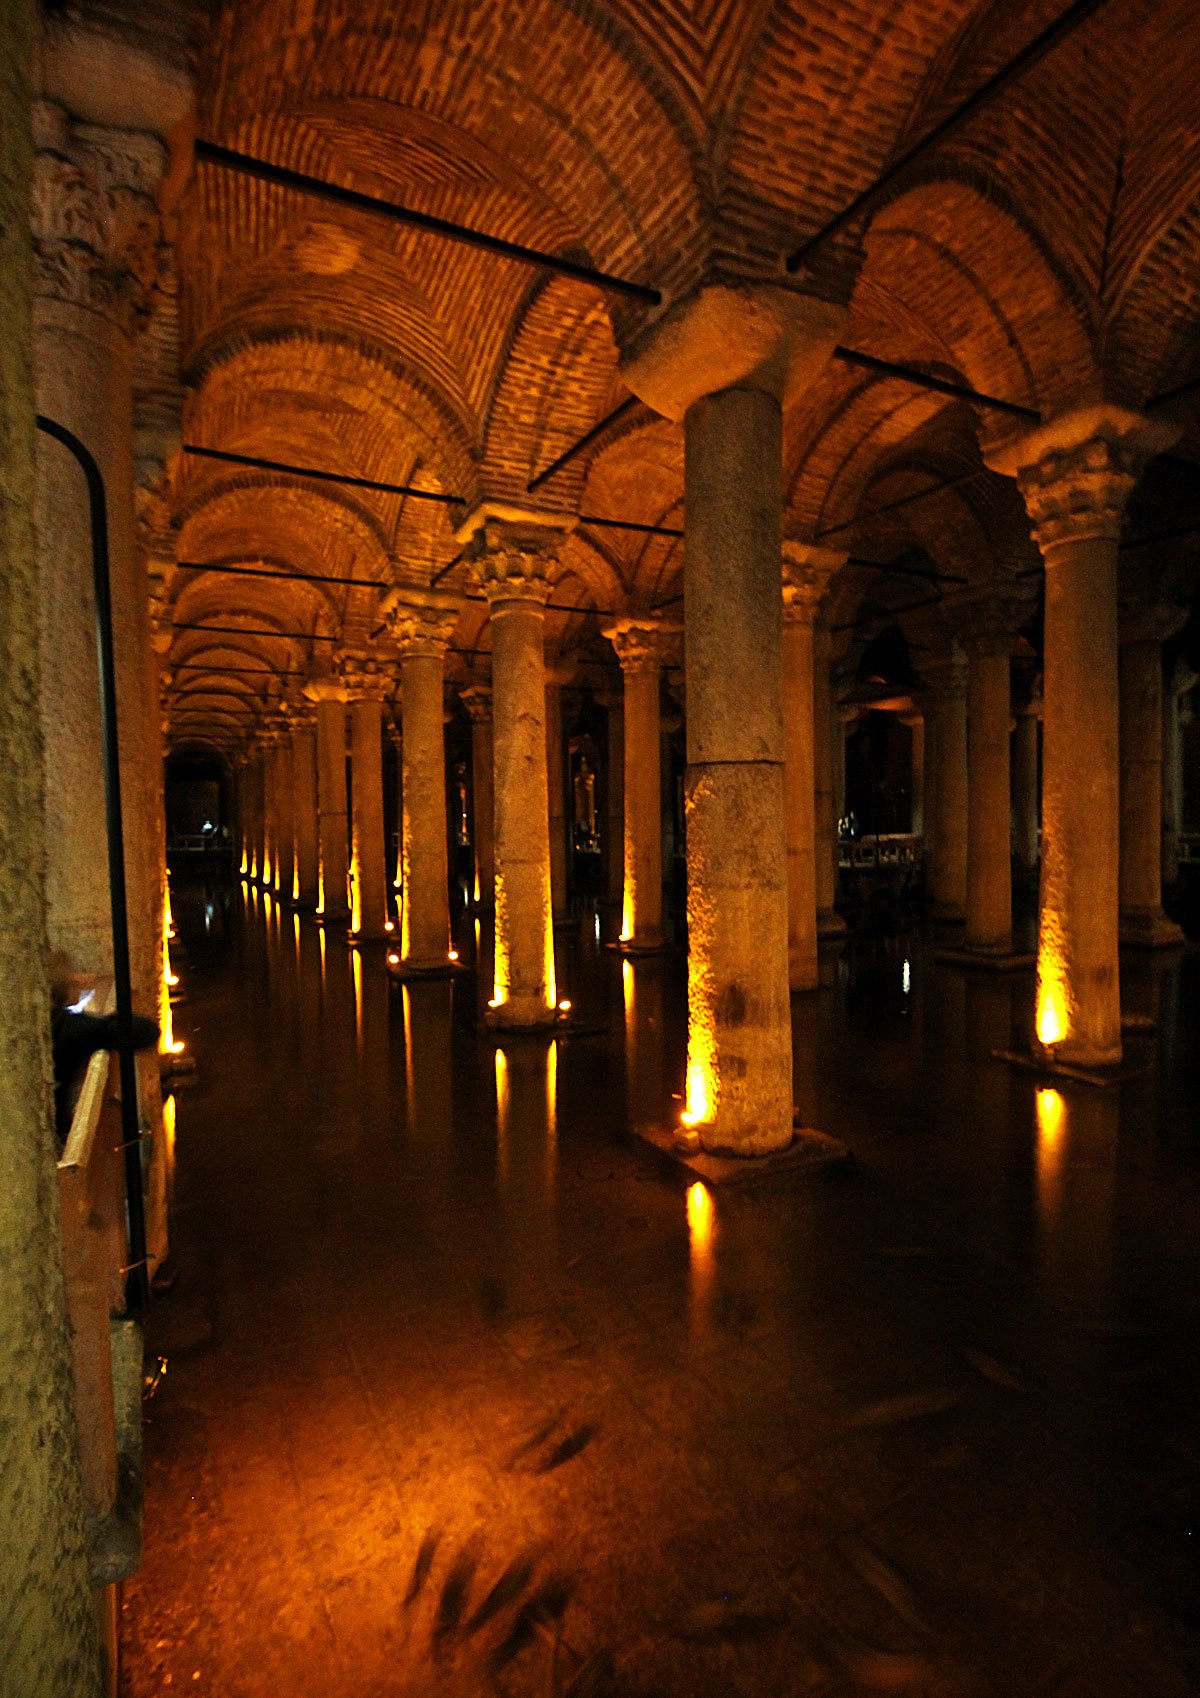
[
  {"xmin": 461, "ymin": 686, "xmax": 495, "ymax": 905},
  {"xmin": 921, "ymin": 698, "xmax": 939, "ymax": 897},
  {"xmin": 314, "ymin": 696, "xmax": 349, "ymax": 920},
  {"xmin": 292, "ymin": 724, "xmax": 319, "ymax": 905},
  {"xmin": 781, "ymin": 547, "xmax": 839, "ymax": 990},
  {"xmin": 1119, "ymin": 621, "xmax": 1183, "ymax": 945},
  {"xmin": 606, "ymin": 697, "xmax": 624, "ymax": 906},
  {"xmin": 274, "ymin": 737, "xmax": 294, "ymax": 897},
  {"xmin": 477, "ymin": 544, "xmax": 557, "ymax": 1025},
  {"xmin": 261, "ymin": 742, "xmax": 278, "ymax": 888},
  {"xmin": 813, "ymin": 620, "xmax": 844, "ymax": 934},
  {"xmin": 348, "ymin": 696, "xmax": 388, "ymax": 940},
  {"xmin": 1013, "ymin": 706, "xmax": 1040, "ymax": 878},
  {"xmin": 908, "ymin": 714, "xmax": 925, "ymax": 836},
  {"xmin": 1161, "ymin": 662, "xmax": 1193, "ymax": 890},
  {"xmin": 1001, "ymin": 410, "xmax": 1175, "ymax": 1065},
  {"xmin": 682, "ymin": 384, "xmax": 792, "ymax": 1153},
  {"xmin": 605, "ymin": 619, "xmax": 674, "ymax": 950},
  {"xmin": 924, "ymin": 650, "xmax": 968, "ymax": 921},
  {"xmin": 545, "ymin": 680, "xmax": 568, "ymax": 920},
  {"xmin": 397, "ymin": 649, "xmax": 451, "ymax": 966},
  {"xmin": 963, "ymin": 631, "xmax": 1014, "ymax": 954}
]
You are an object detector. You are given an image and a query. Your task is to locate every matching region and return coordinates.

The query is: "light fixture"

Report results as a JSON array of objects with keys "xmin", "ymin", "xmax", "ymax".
[
  {"xmin": 448, "ymin": 949, "xmax": 459, "ymax": 962},
  {"xmin": 387, "ymin": 952, "xmax": 399, "ymax": 965}
]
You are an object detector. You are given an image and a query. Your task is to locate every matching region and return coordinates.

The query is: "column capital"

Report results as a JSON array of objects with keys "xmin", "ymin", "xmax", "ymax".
[
  {"xmin": 618, "ymin": 281, "xmax": 844, "ymax": 420},
  {"xmin": 945, "ymin": 587, "xmax": 1031, "ymax": 657},
  {"xmin": 456, "ymin": 504, "xmax": 571, "ymax": 606},
  {"xmin": 781, "ymin": 541, "xmax": 845, "ymax": 622},
  {"xmin": 333, "ymin": 645, "xmax": 395, "ymax": 697},
  {"xmin": 601, "ymin": 615, "xmax": 680, "ymax": 672},
  {"xmin": 381, "ymin": 589, "xmax": 460, "ymax": 658},
  {"xmin": 987, "ymin": 405, "xmax": 1179, "ymax": 552},
  {"xmin": 918, "ymin": 646, "xmax": 969, "ymax": 703},
  {"xmin": 31, "ymin": 100, "xmax": 167, "ymax": 333},
  {"xmin": 459, "ymin": 683, "xmax": 492, "ymax": 724},
  {"xmin": 303, "ymin": 676, "xmax": 350, "ymax": 706}
]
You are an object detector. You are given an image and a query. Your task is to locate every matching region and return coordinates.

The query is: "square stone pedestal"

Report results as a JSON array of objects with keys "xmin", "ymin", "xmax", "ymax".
[{"xmin": 634, "ymin": 1120, "xmax": 851, "ymax": 1187}]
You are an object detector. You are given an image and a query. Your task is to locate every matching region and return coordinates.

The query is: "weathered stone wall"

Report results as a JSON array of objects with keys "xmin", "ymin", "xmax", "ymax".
[{"xmin": 0, "ymin": 0, "xmax": 101, "ymax": 1687}]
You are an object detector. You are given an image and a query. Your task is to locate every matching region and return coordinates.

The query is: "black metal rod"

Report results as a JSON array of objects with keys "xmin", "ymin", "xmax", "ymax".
[
  {"xmin": 834, "ymin": 590, "xmax": 944, "ymax": 633},
  {"xmin": 196, "ymin": 139, "xmax": 661, "ymax": 304},
  {"xmin": 816, "ymin": 467, "xmax": 988, "ymax": 542},
  {"xmin": 787, "ymin": 0, "xmax": 1113, "ymax": 272},
  {"xmin": 168, "ymin": 620, "xmax": 340, "ymax": 642},
  {"xmin": 527, "ymin": 396, "xmax": 641, "ymax": 491},
  {"xmin": 831, "ymin": 346, "xmax": 1039, "ymax": 420},
  {"xmin": 430, "ymin": 550, "xmax": 465, "ymax": 588},
  {"xmin": 176, "ymin": 559, "xmax": 386, "ymax": 590},
  {"xmin": 183, "ymin": 441, "xmax": 461, "ymax": 504},
  {"xmin": 847, "ymin": 554, "xmax": 967, "ymax": 584},
  {"xmin": 581, "ymin": 512, "xmax": 683, "ymax": 538},
  {"xmin": 35, "ymin": 415, "xmax": 150, "ymax": 1317}
]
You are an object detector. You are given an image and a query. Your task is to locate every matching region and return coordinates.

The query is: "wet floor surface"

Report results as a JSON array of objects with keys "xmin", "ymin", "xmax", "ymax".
[{"xmin": 122, "ymin": 883, "xmax": 1200, "ymax": 1696}]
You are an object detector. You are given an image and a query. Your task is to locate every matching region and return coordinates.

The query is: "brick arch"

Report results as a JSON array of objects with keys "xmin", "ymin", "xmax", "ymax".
[{"xmin": 175, "ymin": 475, "xmax": 396, "ymax": 578}]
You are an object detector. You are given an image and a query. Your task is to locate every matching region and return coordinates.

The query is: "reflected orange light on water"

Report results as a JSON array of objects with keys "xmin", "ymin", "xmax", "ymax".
[
  {"xmin": 1036, "ymin": 1086, "xmax": 1066, "ymax": 1225},
  {"xmin": 687, "ymin": 1181, "xmax": 715, "ymax": 1338}
]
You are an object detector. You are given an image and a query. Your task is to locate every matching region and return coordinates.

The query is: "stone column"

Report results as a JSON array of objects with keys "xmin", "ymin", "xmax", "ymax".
[
  {"xmin": 385, "ymin": 595, "xmax": 459, "ymax": 971},
  {"xmin": 907, "ymin": 713, "xmax": 925, "ymax": 837},
  {"xmin": 1012, "ymin": 695, "xmax": 1041, "ymax": 886},
  {"xmin": 921, "ymin": 647, "xmax": 969, "ymax": 923},
  {"xmin": 813, "ymin": 619, "xmax": 845, "ymax": 936},
  {"xmin": 292, "ymin": 718, "xmax": 319, "ymax": 906},
  {"xmin": 247, "ymin": 755, "xmax": 264, "ymax": 881},
  {"xmin": 261, "ymin": 736, "xmax": 280, "ymax": 890},
  {"xmin": 1161, "ymin": 661, "xmax": 1195, "ymax": 892},
  {"xmin": 621, "ymin": 282, "xmax": 844, "ymax": 1154},
  {"xmin": 459, "ymin": 512, "xmax": 568, "ymax": 1027},
  {"xmin": 545, "ymin": 672, "xmax": 570, "ymax": 921},
  {"xmin": 273, "ymin": 734, "xmax": 294, "ymax": 898},
  {"xmin": 921, "ymin": 694, "xmax": 939, "ymax": 899},
  {"xmin": 993, "ymin": 407, "xmax": 1176, "ymax": 1066},
  {"xmin": 31, "ymin": 100, "xmax": 165, "ymax": 1009},
  {"xmin": 308, "ymin": 685, "xmax": 349, "ymax": 922},
  {"xmin": 604, "ymin": 617, "xmax": 676, "ymax": 951},
  {"xmin": 2, "ymin": 15, "xmax": 101, "ymax": 1680},
  {"xmin": 1119, "ymin": 611, "xmax": 1184, "ymax": 946},
  {"xmin": 781, "ymin": 546, "xmax": 839, "ymax": 990},
  {"xmin": 461, "ymin": 684, "xmax": 495, "ymax": 907},
  {"xmin": 344, "ymin": 685, "xmax": 389, "ymax": 942},
  {"xmin": 956, "ymin": 597, "xmax": 1021, "ymax": 957},
  {"xmin": 605, "ymin": 694, "xmax": 625, "ymax": 907}
]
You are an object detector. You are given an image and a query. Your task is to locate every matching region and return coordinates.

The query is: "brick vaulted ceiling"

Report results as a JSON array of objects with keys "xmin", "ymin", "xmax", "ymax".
[{"xmin": 159, "ymin": 0, "xmax": 1200, "ymax": 753}]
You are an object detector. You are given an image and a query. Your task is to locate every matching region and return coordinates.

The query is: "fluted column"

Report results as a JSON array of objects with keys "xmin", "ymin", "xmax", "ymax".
[
  {"xmin": 2, "ymin": 18, "xmax": 102, "ymax": 1681},
  {"xmin": 461, "ymin": 685, "xmax": 495, "ymax": 906},
  {"xmin": 460, "ymin": 513, "xmax": 567, "ymax": 1027},
  {"xmin": 621, "ymin": 283, "xmax": 844, "ymax": 1153},
  {"xmin": 994, "ymin": 407, "xmax": 1176, "ymax": 1065},
  {"xmin": 307, "ymin": 684, "xmax": 349, "ymax": 922},
  {"xmin": 813, "ymin": 619, "xmax": 845, "ymax": 936},
  {"xmin": 604, "ymin": 617, "xmax": 677, "ymax": 951},
  {"xmin": 385, "ymin": 594, "xmax": 459, "ymax": 971},
  {"xmin": 921, "ymin": 647, "xmax": 969, "ymax": 923},
  {"xmin": 781, "ymin": 545, "xmax": 840, "ymax": 990},
  {"xmin": 1119, "ymin": 609, "xmax": 1184, "ymax": 947},
  {"xmin": 291, "ymin": 717, "xmax": 319, "ymax": 906}
]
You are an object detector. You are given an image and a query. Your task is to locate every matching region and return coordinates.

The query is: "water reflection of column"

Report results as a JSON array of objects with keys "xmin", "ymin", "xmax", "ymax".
[
  {"xmin": 356, "ymin": 950, "xmax": 392, "ymax": 1136},
  {"xmin": 1034, "ymin": 1087, "xmax": 1119, "ymax": 1331},
  {"xmin": 401, "ymin": 981, "xmax": 455, "ymax": 1159},
  {"xmin": 494, "ymin": 1040, "xmax": 558, "ymax": 1305},
  {"xmin": 686, "ymin": 1181, "xmax": 716, "ymax": 1342}
]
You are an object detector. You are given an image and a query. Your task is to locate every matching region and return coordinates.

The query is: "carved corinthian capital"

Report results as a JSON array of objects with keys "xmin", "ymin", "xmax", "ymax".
[
  {"xmin": 31, "ymin": 99, "xmax": 167, "ymax": 333},
  {"xmin": 781, "ymin": 541, "xmax": 845, "ymax": 623},
  {"xmin": 602, "ymin": 614, "xmax": 680, "ymax": 673}
]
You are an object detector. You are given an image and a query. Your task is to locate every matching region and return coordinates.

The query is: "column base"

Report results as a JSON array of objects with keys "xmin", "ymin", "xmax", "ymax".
[
  {"xmin": 994, "ymin": 1045, "xmax": 1149, "ymax": 1088},
  {"xmin": 386, "ymin": 952, "xmax": 466, "ymax": 980},
  {"xmin": 1119, "ymin": 908, "xmax": 1185, "ymax": 948},
  {"xmin": 635, "ymin": 1116, "xmax": 851, "ymax": 1185},
  {"xmin": 608, "ymin": 935, "xmax": 676, "ymax": 957},
  {"xmin": 316, "ymin": 909, "xmax": 350, "ymax": 927},
  {"xmin": 482, "ymin": 1001, "xmax": 572, "ymax": 1034},
  {"xmin": 934, "ymin": 943, "xmax": 1035, "ymax": 973},
  {"xmin": 930, "ymin": 903, "xmax": 966, "ymax": 927}
]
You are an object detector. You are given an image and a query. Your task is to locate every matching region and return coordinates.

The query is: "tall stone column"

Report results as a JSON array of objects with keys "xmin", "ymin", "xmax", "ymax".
[
  {"xmin": 1119, "ymin": 610, "xmax": 1184, "ymax": 946},
  {"xmin": 621, "ymin": 282, "xmax": 844, "ymax": 1154},
  {"xmin": 246, "ymin": 755, "xmax": 264, "ymax": 880},
  {"xmin": 307, "ymin": 685, "xmax": 350, "ymax": 922},
  {"xmin": 906, "ymin": 712, "xmax": 925, "ymax": 837},
  {"xmin": 31, "ymin": 100, "xmax": 165, "ymax": 1010},
  {"xmin": 1161, "ymin": 661, "xmax": 1195, "ymax": 892},
  {"xmin": 461, "ymin": 684, "xmax": 495, "ymax": 907},
  {"xmin": 956, "ymin": 597, "xmax": 1022, "ymax": 958},
  {"xmin": 993, "ymin": 407, "xmax": 1176, "ymax": 1066},
  {"xmin": 1012, "ymin": 696, "xmax": 1041, "ymax": 886},
  {"xmin": 291, "ymin": 718, "xmax": 319, "ymax": 906},
  {"xmin": 813, "ymin": 618, "xmax": 845, "ymax": 936},
  {"xmin": 260, "ymin": 736, "xmax": 279, "ymax": 890},
  {"xmin": 273, "ymin": 734, "xmax": 294, "ymax": 898},
  {"xmin": 604, "ymin": 617, "xmax": 676, "ymax": 951},
  {"xmin": 385, "ymin": 595, "xmax": 459, "ymax": 971},
  {"xmin": 344, "ymin": 680, "xmax": 389, "ymax": 943},
  {"xmin": 459, "ymin": 512, "xmax": 569, "ymax": 1027},
  {"xmin": 921, "ymin": 694, "xmax": 939, "ymax": 899},
  {"xmin": 781, "ymin": 546, "xmax": 839, "ymax": 990},
  {"xmin": 604, "ymin": 694, "xmax": 625, "ymax": 907},
  {"xmin": 545, "ymin": 672, "xmax": 570, "ymax": 921},
  {"xmin": 2, "ymin": 13, "xmax": 101, "ymax": 1681},
  {"xmin": 921, "ymin": 646, "xmax": 969, "ymax": 923}
]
